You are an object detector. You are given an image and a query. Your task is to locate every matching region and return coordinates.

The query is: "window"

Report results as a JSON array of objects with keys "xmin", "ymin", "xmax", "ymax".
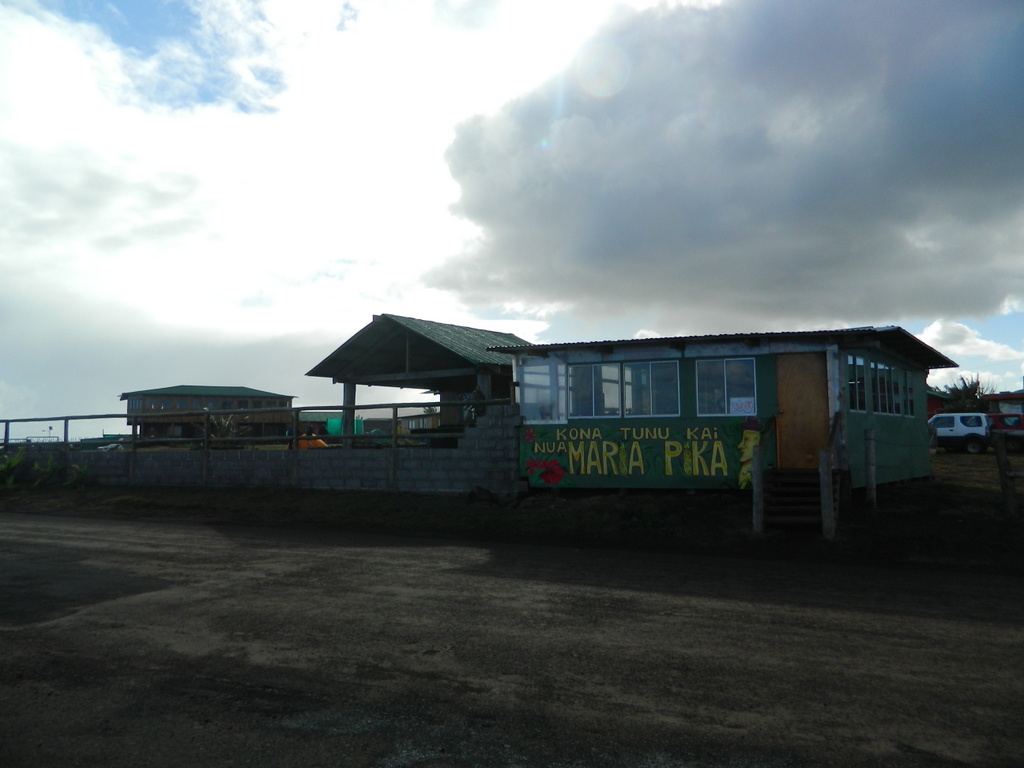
[
  {"xmin": 531, "ymin": 359, "xmax": 679, "ymax": 423},
  {"xmin": 519, "ymin": 359, "xmax": 567, "ymax": 423},
  {"xmin": 696, "ymin": 359, "xmax": 756, "ymax": 416},
  {"xmin": 960, "ymin": 415, "xmax": 984, "ymax": 428},
  {"xmin": 871, "ymin": 362, "xmax": 890, "ymax": 413},
  {"xmin": 569, "ymin": 364, "xmax": 621, "ymax": 418},
  {"xmin": 871, "ymin": 362, "xmax": 912, "ymax": 415},
  {"xmin": 847, "ymin": 356, "xmax": 866, "ymax": 411},
  {"xmin": 623, "ymin": 362, "xmax": 679, "ymax": 416}
]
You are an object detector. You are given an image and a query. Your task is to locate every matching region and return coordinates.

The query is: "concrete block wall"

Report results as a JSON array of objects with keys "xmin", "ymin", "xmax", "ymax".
[{"xmin": 12, "ymin": 405, "xmax": 525, "ymax": 496}]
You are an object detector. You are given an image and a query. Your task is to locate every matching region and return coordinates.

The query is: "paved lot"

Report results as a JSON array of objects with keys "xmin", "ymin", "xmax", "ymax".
[{"xmin": 1, "ymin": 511, "xmax": 1022, "ymax": 767}]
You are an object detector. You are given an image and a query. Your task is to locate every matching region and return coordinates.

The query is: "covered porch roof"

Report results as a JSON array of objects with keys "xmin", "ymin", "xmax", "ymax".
[{"xmin": 306, "ymin": 314, "xmax": 531, "ymax": 393}]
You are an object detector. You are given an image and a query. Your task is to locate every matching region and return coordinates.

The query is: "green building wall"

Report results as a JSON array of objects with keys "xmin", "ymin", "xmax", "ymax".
[
  {"xmin": 843, "ymin": 352, "xmax": 931, "ymax": 488},
  {"xmin": 519, "ymin": 345, "xmax": 934, "ymax": 491}
]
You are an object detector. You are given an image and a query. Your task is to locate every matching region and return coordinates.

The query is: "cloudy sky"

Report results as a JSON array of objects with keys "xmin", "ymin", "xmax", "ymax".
[{"xmin": 2, "ymin": 0, "xmax": 1023, "ymax": 438}]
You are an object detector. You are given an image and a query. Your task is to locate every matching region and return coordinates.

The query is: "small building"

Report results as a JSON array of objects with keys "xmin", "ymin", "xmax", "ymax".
[
  {"xmin": 400, "ymin": 411, "xmax": 442, "ymax": 433},
  {"xmin": 307, "ymin": 314, "xmax": 529, "ymax": 434},
  {"xmin": 926, "ymin": 388, "xmax": 952, "ymax": 416},
  {"xmin": 983, "ymin": 390, "xmax": 1024, "ymax": 414},
  {"xmin": 495, "ymin": 326, "xmax": 956, "ymax": 492},
  {"xmin": 120, "ymin": 385, "xmax": 295, "ymax": 440}
]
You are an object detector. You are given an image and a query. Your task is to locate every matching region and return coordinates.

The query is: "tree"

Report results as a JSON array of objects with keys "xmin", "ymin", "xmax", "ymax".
[{"xmin": 942, "ymin": 374, "xmax": 993, "ymax": 412}]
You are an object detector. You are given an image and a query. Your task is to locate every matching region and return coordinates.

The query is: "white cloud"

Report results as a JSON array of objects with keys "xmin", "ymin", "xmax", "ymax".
[
  {"xmin": 3, "ymin": 0, "xmax": 679, "ymax": 346},
  {"xmin": 919, "ymin": 320, "xmax": 1024, "ymax": 393},
  {"xmin": 919, "ymin": 320, "xmax": 1024, "ymax": 363},
  {"xmin": 4, "ymin": 0, "xmax": 1023, "ymax": 426},
  {"xmin": 432, "ymin": 0, "xmax": 1024, "ymax": 335}
]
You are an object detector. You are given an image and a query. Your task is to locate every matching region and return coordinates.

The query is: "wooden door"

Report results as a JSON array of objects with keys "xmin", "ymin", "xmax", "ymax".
[{"xmin": 775, "ymin": 353, "xmax": 830, "ymax": 469}]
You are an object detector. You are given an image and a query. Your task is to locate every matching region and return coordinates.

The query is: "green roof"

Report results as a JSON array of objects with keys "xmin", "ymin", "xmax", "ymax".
[
  {"xmin": 120, "ymin": 385, "xmax": 293, "ymax": 401},
  {"xmin": 383, "ymin": 315, "xmax": 529, "ymax": 366},
  {"xmin": 306, "ymin": 314, "xmax": 531, "ymax": 391}
]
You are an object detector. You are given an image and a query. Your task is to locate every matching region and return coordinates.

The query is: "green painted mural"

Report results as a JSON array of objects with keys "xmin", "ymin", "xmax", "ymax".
[{"xmin": 520, "ymin": 416, "xmax": 772, "ymax": 490}]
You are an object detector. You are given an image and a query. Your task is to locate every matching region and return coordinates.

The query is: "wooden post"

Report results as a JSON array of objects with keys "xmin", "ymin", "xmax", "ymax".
[
  {"xmin": 127, "ymin": 418, "xmax": 140, "ymax": 485},
  {"xmin": 993, "ymin": 432, "xmax": 1020, "ymax": 518},
  {"xmin": 200, "ymin": 411, "xmax": 210, "ymax": 486},
  {"xmin": 342, "ymin": 383, "xmax": 356, "ymax": 448},
  {"xmin": 865, "ymin": 428, "xmax": 877, "ymax": 510},
  {"xmin": 389, "ymin": 406, "xmax": 399, "ymax": 489},
  {"xmin": 751, "ymin": 443, "xmax": 764, "ymax": 534},
  {"xmin": 290, "ymin": 410, "xmax": 301, "ymax": 487},
  {"xmin": 834, "ymin": 412, "xmax": 852, "ymax": 514},
  {"xmin": 820, "ymin": 449, "xmax": 836, "ymax": 540}
]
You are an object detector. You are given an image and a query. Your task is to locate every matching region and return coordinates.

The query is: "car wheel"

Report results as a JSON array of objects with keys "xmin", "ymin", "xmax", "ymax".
[
  {"xmin": 964, "ymin": 438, "xmax": 986, "ymax": 455},
  {"xmin": 1006, "ymin": 437, "xmax": 1023, "ymax": 453}
]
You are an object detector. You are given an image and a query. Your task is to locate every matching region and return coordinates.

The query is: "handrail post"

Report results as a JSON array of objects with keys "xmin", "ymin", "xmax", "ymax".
[
  {"xmin": 820, "ymin": 448, "xmax": 836, "ymax": 540},
  {"xmin": 202, "ymin": 411, "xmax": 211, "ymax": 485},
  {"xmin": 993, "ymin": 433, "xmax": 1019, "ymax": 518},
  {"xmin": 864, "ymin": 428, "xmax": 877, "ymax": 509},
  {"xmin": 751, "ymin": 443, "xmax": 764, "ymax": 534}
]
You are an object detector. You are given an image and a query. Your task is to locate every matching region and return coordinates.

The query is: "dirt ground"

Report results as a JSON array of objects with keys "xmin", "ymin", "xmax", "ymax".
[{"xmin": 1, "ymin": 494, "xmax": 1022, "ymax": 768}]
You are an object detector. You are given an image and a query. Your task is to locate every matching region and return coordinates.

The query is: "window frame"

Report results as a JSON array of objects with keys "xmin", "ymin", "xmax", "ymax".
[
  {"xmin": 870, "ymin": 361, "xmax": 913, "ymax": 416},
  {"xmin": 902, "ymin": 370, "xmax": 915, "ymax": 416},
  {"xmin": 696, "ymin": 357, "xmax": 757, "ymax": 417},
  {"xmin": 568, "ymin": 363, "xmax": 622, "ymax": 419},
  {"xmin": 847, "ymin": 355, "xmax": 867, "ymax": 412},
  {"xmin": 518, "ymin": 358, "xmax": 567, "ymax": 424},
  {"xmin": 563, "ymin": 359, "xmax": 681, "ymax": 420},
  {"xmin": 622, "ymin": 360, "xmax": 680, "ymax": 418}
]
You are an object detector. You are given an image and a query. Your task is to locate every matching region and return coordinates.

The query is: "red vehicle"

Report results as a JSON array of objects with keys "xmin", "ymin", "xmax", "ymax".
[{"xmin": 988, "ymin": 413, "xmax": 1024, "ymax": 453}]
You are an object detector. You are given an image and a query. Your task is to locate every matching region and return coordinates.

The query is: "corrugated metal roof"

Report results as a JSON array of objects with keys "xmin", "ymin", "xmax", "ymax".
[
  {"xmin": 120, "ymin": 385, "xmax": 294, "ymax": 400},
  {"xmin": 383, "ymin": 314, "xmax": 529, "ymax": 367},
  {"xmin": 306, "ymin": 314, "xmax": 531, "ymax": 391},
  {"xmin": 491, "ymin": 326, "xmax": 957, "ymax": 370}
]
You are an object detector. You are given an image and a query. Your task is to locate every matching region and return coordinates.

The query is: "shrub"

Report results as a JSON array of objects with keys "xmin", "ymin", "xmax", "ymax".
[
  {"xmin": 0, "ymin": 448, "xmax": 26, "ymax": 486},
  {"xmin": 32, "ymin": 456, "xmax": 62, "ymax": 486}
]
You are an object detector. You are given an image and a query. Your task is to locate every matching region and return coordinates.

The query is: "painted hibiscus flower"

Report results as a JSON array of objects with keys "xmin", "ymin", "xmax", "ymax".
[
  {"xmin": 523, "ymin": 427, "xmax": 537, "ymax": 443},
  {"xmin": 525, "ymin": 458, "xmax": 566, "ymax": 485}
]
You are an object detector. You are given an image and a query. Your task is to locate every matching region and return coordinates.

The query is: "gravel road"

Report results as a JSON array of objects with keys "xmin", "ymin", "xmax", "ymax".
[{"xmin": 1, "ymin": 511, "xmax": 1022, "ymax": 767}]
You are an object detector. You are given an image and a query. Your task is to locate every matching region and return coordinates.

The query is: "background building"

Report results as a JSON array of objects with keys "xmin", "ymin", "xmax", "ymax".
[{"xmin": 120, "ymin": 385, "xmax": 295, "ymax": 441}]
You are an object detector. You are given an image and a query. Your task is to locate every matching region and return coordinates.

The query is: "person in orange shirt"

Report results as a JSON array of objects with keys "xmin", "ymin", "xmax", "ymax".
[{"xmin": 298, "ymin": 428, "xmax": 328, "ymax": 449}]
